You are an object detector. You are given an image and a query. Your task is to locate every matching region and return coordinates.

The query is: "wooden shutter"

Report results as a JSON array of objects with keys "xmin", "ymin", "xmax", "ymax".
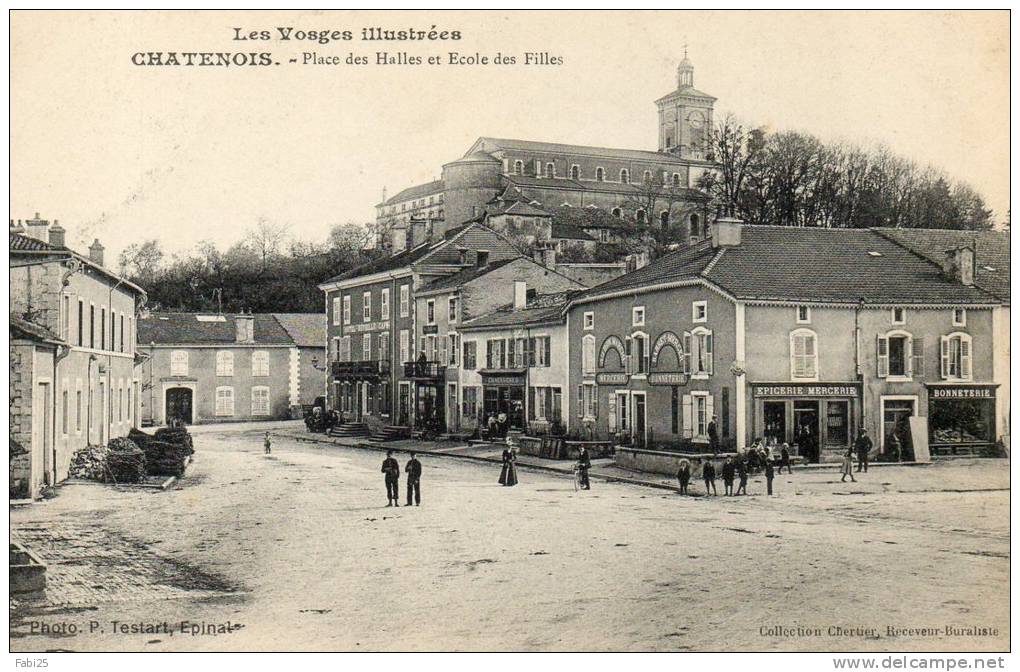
[
  {"xmin": 608, "ymin": 394, "xmax": 617, "ymax": 433},
  {"xmin": 543, "ymin": 337, "xmax": 552, "ymax": 367},
  {"xmin": 940, "ymin": 335, "xmax": 950, "ymax": 379},
  {"xmin": 624, "ymin": 336, "xmax": 633, "ymax": 374},
  {"xmin": 705, "ymin": 333, "xmax": 714, "ymax": 375},
  {"xmin": 487, "ymin": 340, "xmax": 494, "ymax": 369},
  {"xmin": 682, "ymin": 331, "xmax": 692, "ymax": 374},
  {"xmin": 876, "ymin": 336, "xmax": 889, "ymax": 378},
  {"xmin": 961, "ymin": 337, "xmax": 972, "ymax": 379},
  {"xmin": 706, "ymin": 395, "xmax": 715, "ymax": 430},
  {"xmin": 593, "ymin": 387, "xmax": 599, "ymax": 419},
  {"xmin": 911, "ymin": 337, "xmax": 924, "ymax": 377},
  {"xmin": 528, "ymin": 387, "xmax": 536, "ymax": 421},
  {"xmin": 682, "ymin": 395, "xmax": 693, "ymax": 437},
  {"xmin": 577, "ymin": 385, "xmax": 584, "ymax": 418}
]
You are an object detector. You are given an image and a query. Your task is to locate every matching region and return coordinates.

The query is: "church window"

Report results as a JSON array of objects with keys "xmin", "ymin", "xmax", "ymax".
[
  {"xmin": 660, "ymin": 210, "xmax": 670, "ymax": 229},
  {"xmin": 611, "ymin": 207, "xmax": 622, "ymax": 218},
  {"xmin": 513, "ymin": 160, "xmax": 524, "ymax": 175},
  {"xmin": 545, "ymin": 162, "xmax": 555, "ymax": 178},
  {"xmin": 570, "ymin": 164, "xmax": 580, "ymax": 180},
  {"xmin": 620, "ymin": 169, "xmax": 629, "ymax": 184},
  {"xmin": 595, "ymin": 167, "xmax": 605, "ymax": 182},
  {"xmin": 636, "ymin": 209, "xmax": 647, "ymax": 224},
  {"xmin": 689, "ymin": 214, "xmax": 701, "ymax": 241},
  {"xmin": 672, "ymin": 173, "xmax": 681, "ymax": 188},
  {"xmin": 643, "ymin": 170, "xmax": 652, "ymax": 184}
]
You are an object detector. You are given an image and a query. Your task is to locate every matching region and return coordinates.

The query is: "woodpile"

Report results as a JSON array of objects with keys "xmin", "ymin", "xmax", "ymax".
[
  {"xmin": 68, "ymin": 439, "xmax": 146, "ymax": 483},
  {"xmin": 130, "ymin": 426, "xmax": 193, "ymax": 477}
]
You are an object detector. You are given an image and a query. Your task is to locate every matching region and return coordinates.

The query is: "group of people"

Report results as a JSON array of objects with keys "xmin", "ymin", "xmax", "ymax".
[
  {"xmin": 676, "ymin": 453, "xmax": 780, "ymax": 497},
  {"xmin": 841, "ymin": 427, "xmax": 873, "ymax": 482},
  {"xmin": 381, "ymin": 450, "xmax": 423, "ymax": 506}
]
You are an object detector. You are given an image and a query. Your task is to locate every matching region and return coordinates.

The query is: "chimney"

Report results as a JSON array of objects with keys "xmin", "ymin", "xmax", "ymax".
[
  {"xmin": 943, "ymin": 246, "xmax": 975, "ymax": 286},
  {"xmin": 475, "ymin": 250, "xmax": 490, "ymax": 268},
  {"xmin": 48, "ymin": 220, "xmax": 66, "ymax": 248},
  {"xmin": 513, "ymin": 281, "xmax": 527, "ymax": 310},
  {"xmin": 235, "ymin": 312, "xmax": 255, "ymax": 344},
  {"xmin": 542, "ymin": 247, "xmax": 557, "ymax": 269},
  {"xmin": 25, "ymin": 212, "xmax": 49, "ymax": 242},
  {"xmin": 10, "ymin": 219, "xmax": 25, "ymax": 235},
  {"xmin": 88, "ymin": 238, "xmax": 105, "ymax": 266},
  {"xmin": 710, "ymin": 216, "xmax": 743, "ymax": 248}
]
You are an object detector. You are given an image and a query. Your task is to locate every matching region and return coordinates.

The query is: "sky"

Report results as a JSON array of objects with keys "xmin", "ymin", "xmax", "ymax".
[{"xmin": 10, "ymin": 10, "xmax": 1009, "ymax": 263}]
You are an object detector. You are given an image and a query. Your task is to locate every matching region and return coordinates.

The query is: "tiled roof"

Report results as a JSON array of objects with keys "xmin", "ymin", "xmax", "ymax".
[
  {"xmin": 418, "ymin": 257, "xmax": 519, "ymax": 294},
  {"xmin": 873, "ymin": 228, "xmax": 1010, "ymax": 303},
  {"xmin": 323, "ymin": 243, "xmax": 435, "ymax": 284},
  {"xmin": 508, "ymin": 175, "xmax": 711, "ymax": 203},
  {"xmin": 10, "ymin": 314, "xmax": 65, "ymax": 344},
  {"xmin": 138, "ymin": 313, "xmax": 294, "ymax": 345},
  {"xmin": 382, "ymin": 179, "xmax": 444, "ymax": 206},
  {"xmin": 550, "ymin": 222, "xmax": 596, "ymax": 241},
  {"xmin": 10, "ymin": 232, "xmax": 60, "ymax": 251},
  {"xmin": 459, "ymin": 302, "xmax": 567, "ymax": 331},
  {"xmin": 573, "ymin": 226, "xmax": 1003, "ymax": 306},
  {"xmin": 477, "ymin": 137, "xmax": 701, "ymax": 164},
  {"xmin": 500, "ymin": 201, "xmax": 552, "ymax": 217},
  {"xmin": 272, "ymin": 313, "xmax": 326, "ymax": 348}
]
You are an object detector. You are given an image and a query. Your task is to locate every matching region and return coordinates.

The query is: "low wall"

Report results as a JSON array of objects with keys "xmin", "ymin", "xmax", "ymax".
[{"xmin": 614, "ymin": 446, "xmax": 731, "ymax": 476}]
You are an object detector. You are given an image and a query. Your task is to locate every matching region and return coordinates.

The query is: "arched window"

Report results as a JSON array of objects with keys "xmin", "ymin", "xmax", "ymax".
[
  {"xmin": 660, "ymin": 210, "xmax": 670, "ymax": 229},
  {"xmin": 545, "ymin": 162, "xmax": 555, "ymax": 178},
  {"xmin": 620, "ymin": 169, "xmax": 629, "ymax": 184},
  {"xmin": 636, "ymin": 209, "xmax": 646, "ymax": 224},
  {"xmin": 689, "ymin": 214, "xmax": 701, "ymax": 240},
  {"xmin": 611, "ymin": 207, "xmax": 622, "ymax": 218},
  {"xmin": 790, "ymin": 329, "xmax": 818, "ymax": 380},
  {"xmin": 570, "ymin": 165, "xmax": 580, "ymax": 180},
  {"xmin": 513, "ymin": 160, "xmax": 524, "ymax": 175},
  {"xmin": 672, "ymin": 173, "xmax": 681, "ymax": 188},
  {"xmin": 940, "ymin": 332, "xmax": 972, "ymax": 380},
  {"xmin": 643, "ymin": 170, "xmax": 652, "ymax": 184},
  {"xmin": 877, "ymin": 330, "xmax": 919, "ymax": 379},
  {"xmin": 582, "ymin": 334, "xmax": 596, "ymax": 375},
  {"xmin": 595, "ymin": 167, "xmax": 605, "ymax": 182}
]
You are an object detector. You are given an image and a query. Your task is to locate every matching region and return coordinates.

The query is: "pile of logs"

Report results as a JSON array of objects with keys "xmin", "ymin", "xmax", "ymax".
[
  {"xmin": 129, "ymin": 426, "xmax": 193, "ymax": 477},
  {"xmin": 68, "ymin": 439, "xmax": 146, "ymax": 483}
]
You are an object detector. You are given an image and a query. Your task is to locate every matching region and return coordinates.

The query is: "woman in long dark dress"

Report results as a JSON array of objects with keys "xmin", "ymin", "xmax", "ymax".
[{"xmin": 498, "ymin": 447, "xmax": 518, "ymax": 486}]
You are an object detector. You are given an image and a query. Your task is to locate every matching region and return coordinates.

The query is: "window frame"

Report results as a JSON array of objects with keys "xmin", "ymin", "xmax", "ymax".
[
  {"xmin": 952, "ymin": 308, "xmax": 967, "ymax": 327},
  {"xmin": 426, "ymin": 299, "xmax": 436, "ymax": 325},
  {"xmin": 216, "ymin": 350, "xmax": 234, "ymax": 377},
  {"xmin": 215, "ymin": 386, "xmax": 235, "ymax": 417},
  {"xmin": 632, "ymin": 306, "xmax": 645, "ymax": 327},
  {"xmin": 448, "ymin": 296, "xmax": 458, "ymax": 323},
  {"xmin": 583, "ymin": 311, "xmax": 594, "ymax": 331},
  {"xmin": 796, "ymin": 305, "xmax": 811, "ymax": 324},
  {"xmin": 400, "ymin": 285, "xmax": 410, "ymax": 317},
  {"xmin": 363, "ymin": 291, "xmax": 372, "ymax": 322},
  {"xmin": 342, "ymin": 295, "xmax": 351, "ymax": 325},
  {"xmin": 251, "ymin": 350, "xmax": 270, "ymax": 377},
  {"xmin": 692, "ymin": 300, "xmax": 708, "ymax": 324},
  {"xmin": 251, "ymin": 385, "xmax": 271, "ymax": 416},
  {"xmin": 381, "ymin": 288, "xmax": 390, "ymax": 319},
  {"xmin": 891, "ymin": 307, "xmax": 906, "ymax": 325},
  {"xmin": 581, "ymin": 334, "xmax": 596, "ymax": 375},
  {"xmin": 789, "ymin": 328, "xmax": 819, "ymax": 381}
]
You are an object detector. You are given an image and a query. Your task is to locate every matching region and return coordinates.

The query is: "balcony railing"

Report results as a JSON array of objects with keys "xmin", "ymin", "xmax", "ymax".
[
  {"xmin": 403, "ymin": 360, "xmax": 446, "ymax": 380},
  {"xmin": 332, "ymin": 359, "xmax": 390, "ymax": 379}
]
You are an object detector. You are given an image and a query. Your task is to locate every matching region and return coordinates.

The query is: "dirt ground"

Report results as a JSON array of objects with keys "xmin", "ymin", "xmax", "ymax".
[{"xmin": 9, "ymin": 426, "xmax": 1010, "ymax": 652}]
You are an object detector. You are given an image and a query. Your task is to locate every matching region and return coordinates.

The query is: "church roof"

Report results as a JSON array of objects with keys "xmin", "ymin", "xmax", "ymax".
[
  {"xmin": 655, "ymin": 85, "xmax": 717, "ymax": 104},
  {"xmin": 380, "ymin": 179, "xmax": 444, "ymax": 206},
  {"xmin": 470, "ymin": 137, "xmax": 709, "ymax": 165}
]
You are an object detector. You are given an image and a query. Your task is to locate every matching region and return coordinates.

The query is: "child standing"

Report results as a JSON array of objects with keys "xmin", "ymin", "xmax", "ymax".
[
  {"xmin": 840, "ymin": 448, "xmax": 856, "ymax": 482},
  {"xmin": 264, "ymin": 431, "xmax": 272, "ymax": 455}
]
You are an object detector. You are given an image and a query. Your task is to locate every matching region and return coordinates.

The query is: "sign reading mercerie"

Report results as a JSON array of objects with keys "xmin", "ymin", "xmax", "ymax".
[{"xmin": 752, "ymin": 383, "xmax": 860, "ymax": 397}]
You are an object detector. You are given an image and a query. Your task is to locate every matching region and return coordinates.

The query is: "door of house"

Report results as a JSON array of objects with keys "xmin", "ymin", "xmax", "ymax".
[
  {"xmin": 447, "ymin": 383, "xmax": 458, "ymax": 432},
  {"xmin": 359, "ymin": 383, "xmax": 369, "ymax": 421},
  {"xmin": 165, "ymin": 387, "xmax": 193, "ymax": 425},
  {"xmin": 882, "ymin": 398, "xmax": 915, "ymax": 460},
  {"xmin": 633, "ymin": 393, "xmax": 647, "ymax": 447},
  {"xmin": 398, "ymin": 383, "xmax": 411, "ymax": 426},
  {"xmin": 33, "ymin": 382, "xmax": 52, "ymax": 491},
  {"xmin": 99, "ymin": 382, "xmax": 107, "ymax": 443}
]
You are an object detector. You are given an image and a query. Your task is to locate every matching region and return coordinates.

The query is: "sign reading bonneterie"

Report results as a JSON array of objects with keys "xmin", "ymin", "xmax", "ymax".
[
  {"xmin": 928, "ymin": 385, "xmax": 997, "ymax": 399},
  {"xmin": 751, "ymin": 382, "xmax": 861, "ymax": 397}
]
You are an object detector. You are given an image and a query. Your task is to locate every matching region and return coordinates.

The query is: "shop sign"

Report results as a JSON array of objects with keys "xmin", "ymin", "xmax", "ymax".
[
  {"xmin": 648, "ymin": 372, "xmax": 688, "ymax": 386},
  {"xmin": 422, "ymin": 324, "xmax": 439, "ymax": 335},
  {"xmin": 928, "ymin": 385, "xmax": 996, "ymax": 399},
  {"xmin": 596, "ymin": 372, "xmax": 628, "ymax": 385},
  {"xmin": 481, "ymin": 371, "xmax": 525, "ymax": 386},
  {"xmin": 345, "ymin": 320, "xmax": 390, "ymax": 335},
  {"xmin": 752, "ymin": 382, "xmax": 860, "ymax": 397}
]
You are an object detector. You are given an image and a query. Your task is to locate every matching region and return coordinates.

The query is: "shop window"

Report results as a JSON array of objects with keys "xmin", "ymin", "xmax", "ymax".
[
  {"xmin": 826, "ymin": 401, "xmax": 849, "ymax": 446},
  {"xmin": 941, "ymin": 333, "xmax": 973, "ymax": 380},
  {"xmin": 929, "ymin": 395, "xmax": 994, "ymax": 448},
  {"xmin": 790, "ymin": 329, "xmax": 817, "ymax": 380}
]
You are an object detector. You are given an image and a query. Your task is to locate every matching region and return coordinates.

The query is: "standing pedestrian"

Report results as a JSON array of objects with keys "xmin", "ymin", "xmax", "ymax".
[
  {"xmin": 576, "ymin": 446, "xmax": 591, "ymax": 490},
  {"xmin": 840, "ymin": 448, "xmax": 856, "ymax": 482},
  {"xmin": 263, "ymin": 431, "xmax": 272, "ymax": 455},
  {"xmin": 765, "ymin": 459, "xmax": 775, "ymax": 496},
  {"xmin": 382, "ymin": 450, "xmax": 401, "ymax": 506},
  {"xmin": 721, "ymin": 456, "xmax": 736, "ymax": 496},
  {"xmin": 486, "ymin": 414, "xmax": 498, "ymax": 441},
  {"xmin": 780, "ymin": 443, "xmax": 792, "ymax": 474},
  {"xmin": 736, "ymin": 458, "xmax": 748, "ymax": 495},
  {"xmin": 677, "ymin": 459, "xmax": 691, "ymax": 495},
  {"xmin": 708, "ymin": 415, "xmax": 720, "ymax": 455},
  {"xmin": 405, "ymin": 452, "xmax": 422, "ymax": 506},
  {"xmin": 855, "ymin": 428, "xmax": 872, "ymax": 473},
  {"xmin": 702, "ymin": 459, "xmax": 717, "ymax": 496},
  {"xmin": 498, "ymin": 446, "xmax": 518, "ymax": 487}
]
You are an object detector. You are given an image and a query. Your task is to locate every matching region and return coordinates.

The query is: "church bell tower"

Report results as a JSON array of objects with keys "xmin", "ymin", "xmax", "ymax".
[{"xmin": 655, "ymin": 50, "xmax": 717, "ymax": 157}]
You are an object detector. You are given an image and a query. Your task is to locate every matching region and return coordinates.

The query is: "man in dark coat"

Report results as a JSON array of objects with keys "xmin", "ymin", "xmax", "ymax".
[
  {"xmin": 765, "ymin": 459, "xmax": 775, "ymax": 496},
  {"xmin": 736, "ymin": 458, "xmax": 748, "ymax": 495},
  {"xmin": 576, "ymin": 446, "xmax": 592, "ymax": 490},
  {"xmin": 708, "ymin": 416, "xmax": 720, "ymax": 455},
  {"xmin": 382, "ymin": 450, "xmax": 400, "ymax": 506},
  {"xmin": 721, "ymin": 456, "xmax": 736, "ymax": 496},
  {"xmin": 855, "ymin": 428, "xmax": 873, "ymax": 473},
  {"xmin": 702, "ymin": 460, "xmax": 717, "ymax": 496},
  {"xmin": 405, "ymin": 452, "xmax": 422, "ymax": 506}
]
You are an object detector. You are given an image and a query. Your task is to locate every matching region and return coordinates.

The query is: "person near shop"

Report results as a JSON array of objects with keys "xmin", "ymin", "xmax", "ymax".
[
  {"xmin": 779, "ymin": 443, "xmax": 792, "ymax": 474},
  {"xmin": 499, "ymin": 446, "xmax": 518, "ymax": 487},
  {"xmin": 840, "ymin": 448, "xmax": 856, "ymax": 483},
  {"xmin": 677, "ymin": 459, "xmax": 692, "ymax": 495},
  {"xmin": 264, "ymin": 431, "xmax": 272, "ymax": 455},
  {"xmin": 382, "ymin": 450, "xmax": 401, "ymax": 506},
  {"xmin": 405, "ymin": 452, "xmax": 422, "ymax": 506},
  {"xmin": 736, "ymin": 458, "xmax": 748, "ymax": 495},
  {"xmin": 708, "ymin": 416, "xmax": 720, "ymax": 455},
  {"xmin": 497, "ymin": 411, "xmax": 509, "ymax": 438},
  {"xmin": 855, "ymin": 427, "xmax": 872, "ymax": 473},
  {"xmin": 486, "ymin": 414, "xmax": 498, "ymax": 441},
  {"xmin": 702, "ymin": 459, "xmax": 717, "ymax": 496},
  {"xmin": 721, "ymin": 456, "xmax": 736, "ymax": 496},
  {"xmin": 765, "ymin": 459, "xmax": 775, "ymax": 496},
  {"xmin": 576, "ymin": 445, "xmax": 591, "ymax": 490},
  {"xmin": 887, "ymin": 430, "xmax": 902, "ymax": 462}
]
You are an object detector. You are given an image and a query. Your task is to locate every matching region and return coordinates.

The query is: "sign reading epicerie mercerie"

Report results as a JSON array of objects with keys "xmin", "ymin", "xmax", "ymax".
[{"xmin": 751, "ymin": 383, "xmax": 861, "ymax": 398}]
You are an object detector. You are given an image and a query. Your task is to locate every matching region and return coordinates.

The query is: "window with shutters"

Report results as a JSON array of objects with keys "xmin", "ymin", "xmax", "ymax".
[
  {"xmin": 170, "ymin": 350, "xmax": 189, "ymax": 376},
  {"xmin": 400, "ymin": 285, "xmax": 410, "ymax": 317},
  {"xmin": 342, "ymin": 295, "xmax": 351, "ymax": 324},
  {"xmin": 363, "ymin": 291, "xmax": 372, "ymax": 321},
  {"xmin": 381, "ymin": 289, "xmax": 390, "ymax": 319},
  {"xmin": 579, "ymin": 383, "xmax": 598, "ymax": 419},
  {"xmin": 448, "ymin": 334, "xmax": 459, "ymax": 366},
  {"xmin": 332, "ymin": 296, "xmax": 341, "ymax": 325},
  {"xmin": 216, "ymin": 350, "xmax": 234, "ymax": 376},
  {"xmin": 251, "ymin": 351, "xmax": 270, "ymax": 376},
  {"xmin": 941, "ymin": 332, "xmax": 973, "ymax": 381},
  {"xmin": 462, "ymin": 340, "xmax": 477, "ymax": 369},
  {"xmin": 251, "ymin": 386, "xmax": 270, "ymax": 416},
  {"xmin": 363, "ymin": 334, "xmax": 372, "ymax": 361},
  {"xmin": 690, "ymin": 327, "xmax": 714, "ymax": 377},
  {"xmin": 877, "ymin": 331, "xmax": 923, "ymax": 380},
  {"xmin": 379, "ymin": 333, "xmax": 390, "ymax": 362},
  {"xmin": 582, "ymin": 335, "xmax": 596, "ymax": 375},
  {"xmin": 400, "ymin": 330, "xmax": 410, "ymax": 363},
  {"xmin": 462, "ymin": 386, "xmax": 480, "ymax": 419},
  {"xmin": 215, "ymin": 386, "xmax": 235, "ymax": 416},
  {"xmin": 789, "ymin": 329, "xmax": 817, "ymax": 380}
]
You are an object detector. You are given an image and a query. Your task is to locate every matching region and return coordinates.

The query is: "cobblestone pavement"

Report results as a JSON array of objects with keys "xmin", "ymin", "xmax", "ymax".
[{"xmin": 9, "ymin": 425, "xmax": 1010, "ymax": 652}]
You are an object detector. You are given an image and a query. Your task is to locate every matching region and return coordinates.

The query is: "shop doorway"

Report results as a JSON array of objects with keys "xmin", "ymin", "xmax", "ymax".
[
  {"xmin": 447, "ymin": 383, "xmax": 459, "ymax": 432},
  {"xmin": 633, "ymin": 393, "xmax": 647, "ymax": 447},
  {"xmin": 398, "ymin": 383, "xmax": 411, "ymax": 426},
  {"xmin": 794, "ymin": 400, "xmax": 820, "ymax": 463},
  {"xmin": 483, "ymin": 386, "xmax": 525, "ymax": 429},
  {"xmin": 165, "ymin": 387, "xmax": 193, "ymax": 425},
  {"xmin": 763, "ymin": 401, "xmax": 786, "ymax": 444},
  {"xmin": 882, "ymin": 397, "xmax": 916, "ymax": 461}
]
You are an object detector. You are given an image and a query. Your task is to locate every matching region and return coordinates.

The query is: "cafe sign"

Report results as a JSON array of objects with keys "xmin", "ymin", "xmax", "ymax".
[
  {"xmin": 752, "ymin": 382, "xmax": 861, "ymax": 398},
  {"xmin": 928, "ymin": 385, "xmax": 997, "ymax": 400},
  {"xmin": 596, "ymin": 372, "xmax": 628, "ymax": 385}
]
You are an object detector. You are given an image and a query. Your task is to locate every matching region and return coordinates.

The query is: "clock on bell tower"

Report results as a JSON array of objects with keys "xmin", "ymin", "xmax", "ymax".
[{"xmin": 655, "ymin": 51, "xmax": 717, "ymax": 156}]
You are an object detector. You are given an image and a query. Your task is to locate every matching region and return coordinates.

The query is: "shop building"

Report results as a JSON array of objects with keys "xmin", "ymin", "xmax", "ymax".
[{"xmin": 564, "ymin": 219, "xmax": 1004, "ymax": 461}]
